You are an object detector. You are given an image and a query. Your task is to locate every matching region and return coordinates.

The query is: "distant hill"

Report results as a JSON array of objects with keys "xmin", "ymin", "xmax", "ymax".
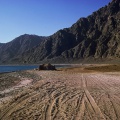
[
  {"xmin": 0, "ymin": 0, "xmax": 120, "ymax": 64},
  {"xmin": 0, "ymin": 34, "xmax": 46, "ymax": 63}
]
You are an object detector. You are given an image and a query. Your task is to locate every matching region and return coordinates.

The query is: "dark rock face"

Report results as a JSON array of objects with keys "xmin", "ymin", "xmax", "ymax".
[
  {"xmin": 0, "ymin": 0, "xmax": 120, "ymax": 64},
  {"xmin": 0, "ymin": 43, "xmax": 3, "ymax": 46},
  {"xmin": 0, "ymin": 43, "xmax": 4, "ymax": 48},
  {"xmin": 21, "ymin": 0, "xmax": 120, "ymax": 63},
  {"xmin": 38, "ymin": 63, "xmax": 56, "ymax": 70},
  {"xmin": 0, "ymin": 34, "xmax": 46, "ymax": 63}
]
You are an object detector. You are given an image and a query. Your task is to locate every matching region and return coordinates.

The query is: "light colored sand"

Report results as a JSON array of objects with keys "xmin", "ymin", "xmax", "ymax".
[
  {"xmin": 0, "ymin": 69, "xmax": 120, "ymax": 120},
  {"xmin": 0, "ymin": 78, "xmax": 33, "ymax": 94},
  {"xmin": 0, "ymin": 77, "xmax": 33, "ymax": 104}
]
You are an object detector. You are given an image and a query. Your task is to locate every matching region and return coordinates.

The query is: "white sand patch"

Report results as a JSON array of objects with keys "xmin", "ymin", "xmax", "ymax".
[{"xmin": 0, "ymin": 78, "xmax": 33, "ymax": 94}]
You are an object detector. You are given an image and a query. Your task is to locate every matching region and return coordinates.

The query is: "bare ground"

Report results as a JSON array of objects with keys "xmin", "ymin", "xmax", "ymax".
[{"xmin": 0, "ymin": 64, "xmax": 120, "ymax": 120}]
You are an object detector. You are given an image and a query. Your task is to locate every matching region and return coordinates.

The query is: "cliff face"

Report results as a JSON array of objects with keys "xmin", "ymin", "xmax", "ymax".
[
  {"xmin": 20, "ymin": 0, "xmax": 120, "ymax": 63},
  {"xmin": 0, "ymin": 0, "xmax": 120, "ymax": 64},
  {"xmin": 62, "ymin": 0, "xmax": 120, "ymax": 59}
]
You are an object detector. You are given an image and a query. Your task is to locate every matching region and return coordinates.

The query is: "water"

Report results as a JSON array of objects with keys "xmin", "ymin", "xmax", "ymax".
[
  {"xmin": 0, "ymin": 64, "xmax": 71, "ymax": 73},
  {"xmin": 0, "ymin": 65, "xmax": 38, "ymax": 73}
]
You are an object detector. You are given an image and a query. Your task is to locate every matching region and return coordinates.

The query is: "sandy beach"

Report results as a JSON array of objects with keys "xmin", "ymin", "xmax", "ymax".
[{"xmin": 0, "ymin": 64, "xmax": 120, "ymax": 120}]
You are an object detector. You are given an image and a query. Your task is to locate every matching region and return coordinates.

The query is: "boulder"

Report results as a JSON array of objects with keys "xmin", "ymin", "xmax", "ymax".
[{"xmin": 38, "ymin": 63, "xmax": 56, "ymax": 70}]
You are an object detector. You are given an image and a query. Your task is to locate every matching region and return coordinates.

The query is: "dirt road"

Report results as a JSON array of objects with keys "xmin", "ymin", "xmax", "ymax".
[{"xmin": 0, "ymin": 70, "xmax": 120, "ymax": 120}]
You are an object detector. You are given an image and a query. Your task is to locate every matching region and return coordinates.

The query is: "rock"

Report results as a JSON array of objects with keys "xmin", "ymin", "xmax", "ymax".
[{"xmin": 38, "ymin": 63, "xmax": 56, "ymax": 70}]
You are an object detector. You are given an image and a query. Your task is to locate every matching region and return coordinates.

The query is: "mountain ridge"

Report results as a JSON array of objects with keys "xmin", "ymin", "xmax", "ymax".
[
  {"xmin": 0, "ymin": 0, "xmax": 120, "ymax": 64},
  {"xmin": 0, "ymin": 34, "xmax": 47, "ymax": 63}
]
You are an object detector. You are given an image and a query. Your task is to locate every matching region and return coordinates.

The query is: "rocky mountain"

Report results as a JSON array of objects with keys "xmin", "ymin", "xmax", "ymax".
[
  {"xmin": 0, "ymin": 0, "xmax": 120, "ymax": 64},
  {"xmin": 0, "ymin": 34, "xmax": 46, "ymax": 63},
  {"xmin": 0, "ymin": 43, "xmax": 4, "ymax": 47},
  {"xmin": 19, "ymin": 0, "xmax": 120, "ymax": 63}
]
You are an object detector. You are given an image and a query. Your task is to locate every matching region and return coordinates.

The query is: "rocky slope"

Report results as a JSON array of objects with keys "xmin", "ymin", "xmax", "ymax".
[
  {"xmin": 0, "ymin": 0, "xmax": 120, "ymax": 64},
  {"xmin": 0, "ymin": 34, "xmax": 46, "ymax": 63},
  {"xmin": 0, "ymin": 43, "xmax": 4, "ymax": 47},
  {"xmin": 20, "ymin": 0, "xmax": 120, "ymax": 63}
]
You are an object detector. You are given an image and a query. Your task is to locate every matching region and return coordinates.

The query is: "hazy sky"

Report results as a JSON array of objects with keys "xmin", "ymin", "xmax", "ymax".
[{"xmin": 0, "ymin": 0, "xmax": 111, "ymax": 43}]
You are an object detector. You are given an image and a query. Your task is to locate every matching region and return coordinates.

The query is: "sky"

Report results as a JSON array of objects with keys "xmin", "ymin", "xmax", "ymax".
[{"xmin": 0, "ymin": 0, "xmax": 111, "ymax": 43}]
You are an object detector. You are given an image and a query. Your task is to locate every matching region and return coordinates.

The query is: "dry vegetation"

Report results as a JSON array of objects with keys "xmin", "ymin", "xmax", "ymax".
[
  {"xmin": 0, "ymin": 64, "xmax": 120, "ymax": 120},
  {"xmin": 85, "ymin": 64, "xmax": 120, "ymax": 72}
]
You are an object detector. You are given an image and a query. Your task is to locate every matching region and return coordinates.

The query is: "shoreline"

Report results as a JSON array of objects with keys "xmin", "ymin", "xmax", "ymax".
[
  {"xmin": 0, "ymin": 64, "xmax": 73, "ymax": 74},
  {"xmin": 0, "ymin": 63, "xmax": 120, "ymax": 74}
]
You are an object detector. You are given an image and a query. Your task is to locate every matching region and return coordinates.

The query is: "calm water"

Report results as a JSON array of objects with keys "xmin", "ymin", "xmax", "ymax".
[
  {"xmin": 0, "ymin": 65, "xmax": 38, "ymax": 73},
  {"xmin": 0, "ymin": 65, "xmax": 71, "ymax": 73}
]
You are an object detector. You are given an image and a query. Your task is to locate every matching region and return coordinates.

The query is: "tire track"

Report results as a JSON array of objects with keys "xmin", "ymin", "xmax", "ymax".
[
  {"xmin": 87, "ymin": 74, "xmax": 120, "ymax": 119},
  {"xmin": 0, "ymin": 84, "xmax": 51, "ymax": 120},
  {"xmin": 108, "ymin": 94, "xmax": 120, "ymax": 120},
  {"xmin": 74, "ymin": 93, "xmax": 85, "ymax": 120},
  {"xmin": 82, "ymin": 74, "xmax": 106, "ymax": 120},
  {"xmin": 1, "ymin": 70, "xmax": 120, "ymax": 120},
  {"xmin": 45, "ymin": 98, "xmax": 56, "ymax": 120},
  {"xmin": 0, "ymin": 92, "xmax": 30, "ymax": 120},
  {"xmin": 0, "ymin": 91, "xmax": 42, "ymax": 120},
  {"xmin": 44, "ymin": 91, "xmax": 68, "ymax": 120}
]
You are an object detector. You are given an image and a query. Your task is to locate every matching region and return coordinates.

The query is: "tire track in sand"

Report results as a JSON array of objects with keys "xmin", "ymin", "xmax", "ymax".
[
  {"xmin": 74, "ymin": 93, "xmax": 85, "ymax": 120},
  {"xmin": 0, "ymin": 91, "xmax": 43, "ymax": 120},
  {"xmin": 44, "ymin": 90, "xmax": 68, "ymax": 120},
  {"xmin": 82, "ymin": 74, "xmax": 106, "ymax": 120}
]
